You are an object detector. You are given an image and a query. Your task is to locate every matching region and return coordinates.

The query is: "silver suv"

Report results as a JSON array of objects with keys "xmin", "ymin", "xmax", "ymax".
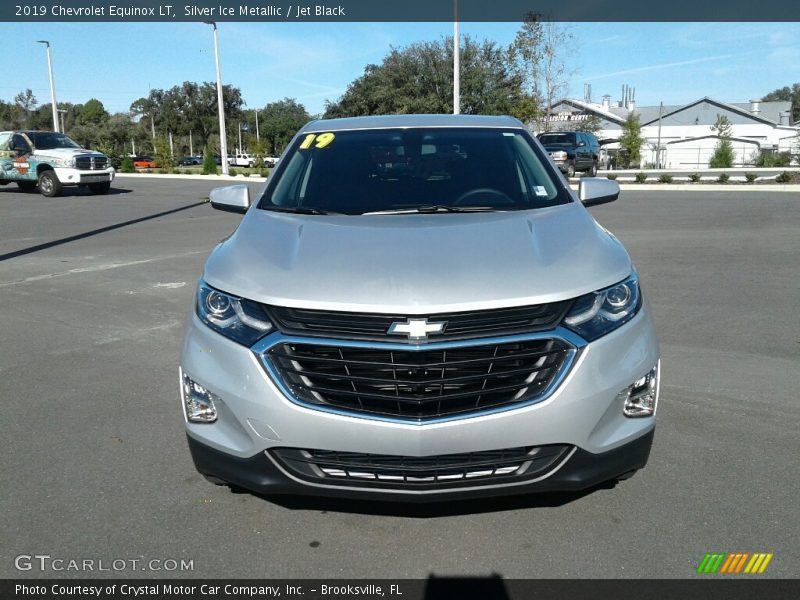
[{"xmin": 180, "ymin": 115, "xmax": 660, "ymax": 502}]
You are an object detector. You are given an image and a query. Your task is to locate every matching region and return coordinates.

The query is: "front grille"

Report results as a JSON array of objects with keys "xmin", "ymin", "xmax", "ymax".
[
  {"xmin": 265, "ymin": 338, "xmax": 573, "ymax": 421},
  {"xmin": 75, "ymin": 155, "xmax": 108, "ymax": 170},
  {"xmin": 264, "ymin": 302, "xmax": 571, "ymax": 343},
  {"xmin": 271, "ymin": 445, "xmax": 572, "ymax": 489}
]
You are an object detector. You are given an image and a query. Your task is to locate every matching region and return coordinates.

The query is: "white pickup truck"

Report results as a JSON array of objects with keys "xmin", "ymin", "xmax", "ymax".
[
  {"xmin": 0, "ymin": 130, "xmax": 115, "ymax": 197},
  {"xmin": 228, "ymin": 153, "xmax": 256, "ymax": 168}
]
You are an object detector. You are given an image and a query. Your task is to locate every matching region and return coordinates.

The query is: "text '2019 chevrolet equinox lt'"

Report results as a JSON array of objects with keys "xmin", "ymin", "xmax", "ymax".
[{"xmin": 180, "ymin": 115, "xmax": 660, "ymax": 502}]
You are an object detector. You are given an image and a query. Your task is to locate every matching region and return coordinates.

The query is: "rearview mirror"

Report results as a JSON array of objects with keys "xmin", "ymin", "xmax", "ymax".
[
  {"xmin": 578, "ymin": 178, "xmax": 619, "ymax": 207},
  {"xmin": 209, "ymin": 185, "xmax": 250, "ymax": 214}
]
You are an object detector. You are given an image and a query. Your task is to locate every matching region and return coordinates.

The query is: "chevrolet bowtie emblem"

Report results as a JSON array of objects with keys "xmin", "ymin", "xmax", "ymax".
[{"xmin": 387, "ymin": 318, "xmax": 447, "ymax": 341}]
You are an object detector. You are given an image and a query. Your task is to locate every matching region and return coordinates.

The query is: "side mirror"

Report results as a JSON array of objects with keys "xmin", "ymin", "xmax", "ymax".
[
  {"xmin": 579, "ymin": 178, "xmax": 619, "ymax": 207},
  {"xmin": 209, "ymin": 184, "xmax": 250, "ymax": 214},
  {"xmin": 577, "ymin": 141, "xmax": 586, "ymax": 147}
]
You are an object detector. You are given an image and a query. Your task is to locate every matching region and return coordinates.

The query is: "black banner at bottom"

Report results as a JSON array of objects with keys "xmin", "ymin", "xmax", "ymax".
[{"xmin": 3, "ymin": 579, "xmax": 799, "ymax": 600}]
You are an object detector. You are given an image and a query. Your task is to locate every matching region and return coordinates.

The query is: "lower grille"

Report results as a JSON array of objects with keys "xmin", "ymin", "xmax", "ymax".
[
  {"xmin": 271, "ymin": 445, "xmax": 572, "ymax": 489},
  {"xmin": 265, "ymin": 338, "xmax": 573, "ymax": 422},
  {"xmin": 75, "ymin": 155, "xmax": 108, "ymax": 170}
]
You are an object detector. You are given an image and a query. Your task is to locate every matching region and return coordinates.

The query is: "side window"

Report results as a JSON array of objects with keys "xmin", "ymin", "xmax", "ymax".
[
  {"xmin": 11, "ymin": 134, "xmax": 31, "ymax": 154},
  {"xmin": 0, "ymin": 132, "xmax": 11, "ymax": 150}
]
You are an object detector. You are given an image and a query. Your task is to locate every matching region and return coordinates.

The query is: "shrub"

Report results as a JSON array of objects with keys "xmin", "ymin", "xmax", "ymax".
[
  {"xmin": 202, "ymin": 151, "xmax": 217, "ymax": 175},
  {"xmin": 755, "ymin": 151, "xmax": 792, "ymax": 168},
  {"xmin": 744, "ymin": 172, "xmax": 757, "ymax": 183},
  {"xmin": 634, "ymin": 172, "xmax": 647, "ymax": 183},
  {"xmin": 658, "ymin": 174, "xmax": 673, "ymax": 184},
  {"xmin": 259, "ymin": 169, "xmax": 269, "ymax": 178},
  {"xmin": 775, "ymin": 171, "xmax": 793, "ymax": 183},
  {"xmin": 688, "ymin": 173, "xmax": 701, "ymax": 183},
  {"xmin": 717, "ymin": 173, "xmax": 730, "ymax": 184},
  {"xmin": 228, "ymin": 167, "xmax": 238, "ymax": 177},
  {"xmin": 606, "ymin": 174, "xmax": 618, "ymax": 180},
  {"xmin": 119, "ymin": 156, "xmax": 135, "ymax": 173}
]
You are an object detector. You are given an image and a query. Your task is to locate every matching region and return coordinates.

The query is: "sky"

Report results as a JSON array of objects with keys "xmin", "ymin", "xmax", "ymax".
[{"xmin": 3, "ymin": 21, "xmax": 799, "ymax": 116}]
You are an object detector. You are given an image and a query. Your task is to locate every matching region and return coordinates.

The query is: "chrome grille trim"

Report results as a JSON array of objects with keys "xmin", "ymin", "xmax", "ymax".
[{"xmin": 251, "ymin": 328, "xmax": 585, "ymax": 424}]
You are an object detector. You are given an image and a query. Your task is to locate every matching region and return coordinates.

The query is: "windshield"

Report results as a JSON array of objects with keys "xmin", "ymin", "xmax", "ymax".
[
  {"xmin": 538, "ymin": 133, "xmax": 576, "ymax": 146},
  {"xmin": 258, "ymin": 127, "xmax": 570, "ymax": 215},
  {"xmin": 25, "ymin": 131, "xmax": 82, "ymax": 150}
]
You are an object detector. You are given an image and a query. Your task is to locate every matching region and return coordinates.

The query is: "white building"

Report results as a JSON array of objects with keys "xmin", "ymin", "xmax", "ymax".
[{"xmin": 547, "ymin": 94, "xmax": 799, "ymax": 168}]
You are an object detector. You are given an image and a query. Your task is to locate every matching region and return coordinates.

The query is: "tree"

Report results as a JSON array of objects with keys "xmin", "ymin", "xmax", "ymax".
[
  {"xmin": 260, "ymin": 98, "xmax": 311, "ymax": 154},
  {"xmin": 618, "ymin": 113, "xmax": 644, "ymax": 168},
  {"xmin": 14, "ymin": 89, "xmax": 38, "ymax": 127},
  {"xmin": 709, "ymin": 114, "xmax": 735, "ymax": 168},
  {"xmin": 129, "ymin": 82, "xmax": 244, "ymax": 152},
  {"xmin": 324, "ymin": 36, "xmax": 523, "ymax": 118},
  {"xmin": 507, "ymin": 15, "xmax": 573, "ymax": 132},
  {"xmin": 762, "ymin": 83, "xmax": 800, "ymax": 123}
]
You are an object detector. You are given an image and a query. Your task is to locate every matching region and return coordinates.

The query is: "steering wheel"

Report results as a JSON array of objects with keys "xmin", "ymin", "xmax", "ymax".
[{"xmin": 453, "ymin": 187, "xmax": 515, "ymax": 206}]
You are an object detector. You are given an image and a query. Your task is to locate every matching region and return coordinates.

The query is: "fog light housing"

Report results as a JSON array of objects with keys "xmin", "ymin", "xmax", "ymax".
[
  {"xmin": 181, "ymin": 371, "xmax": 219, "ymax": 423},
  {"xmin": 619, "ymin": 361, "xmax": 660, "ymax": 417}
]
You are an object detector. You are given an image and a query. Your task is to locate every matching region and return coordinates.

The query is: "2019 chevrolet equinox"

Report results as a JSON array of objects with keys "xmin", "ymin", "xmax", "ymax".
[{"xmin": 180, "ymin": 114, "xmax": 660, "ymax": 502}]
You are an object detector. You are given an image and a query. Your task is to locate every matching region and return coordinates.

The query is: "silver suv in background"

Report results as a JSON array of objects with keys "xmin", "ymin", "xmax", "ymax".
[{"xmin": 180, "ymin": 115, "xmax": 660, "ymax": 502}]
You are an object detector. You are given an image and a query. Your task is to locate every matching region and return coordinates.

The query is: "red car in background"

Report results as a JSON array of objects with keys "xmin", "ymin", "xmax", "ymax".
[{"xmin": 132, "ymin": 156, "xmax": 158, "ymax": 169}]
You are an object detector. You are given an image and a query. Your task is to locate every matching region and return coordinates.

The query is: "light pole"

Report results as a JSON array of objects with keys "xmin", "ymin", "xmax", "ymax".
[
  {"xmin": 36, "ymin": 40, "xmax": 59, "ymax": 132},
  {"xmin": 453, "ymin": 0, "xmax": 460, "ymax": 115},
  {"xmin": 57, "ymin": 109, "xmax": 67, "ymax": 133},
  {"xmin": 205, "ymin": 22, "xmax": 229, "ymax": 174}
]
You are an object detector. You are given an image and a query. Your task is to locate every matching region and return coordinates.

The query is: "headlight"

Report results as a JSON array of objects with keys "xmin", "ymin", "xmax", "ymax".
[
  {"xmin": 551, "ymin": 151, "xmax": 568, "ymax": 160},
  {"xmin": 563, "ymin": 273, "xmax": 641, "ymax": 341},
  {"xmin": 51, "ymin": 157, "xmax": 75, "ymax": 168},
  {"xmin": 196, "ymin": 280, "xmax": 273, "ymax": 345}
]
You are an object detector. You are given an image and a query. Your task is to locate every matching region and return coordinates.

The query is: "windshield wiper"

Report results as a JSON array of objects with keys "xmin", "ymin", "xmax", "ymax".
[
  {"xmin": 263, "ymin": 206, "xmax": 335, "ymax": 215},
  {"xmin": 363, "ymin": 205, "xmax": 498, "ymax": 215}
]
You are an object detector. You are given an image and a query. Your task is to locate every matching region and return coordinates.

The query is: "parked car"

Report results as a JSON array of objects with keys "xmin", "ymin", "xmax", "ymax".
[
  {"xmin": 179, "ymin": 156, "xmax": 202, "ymax": 166},
  {"xmin": 0, "ymin": 130, "xmax": 114, "ymax": 197},
  {"xmin": 182, "ymin": 114, "xmax": 660, "ymax": 502},
  {"xmin": 537, "ymin": 131, "xmax": 601, "ymax": 177},
  {"xmin": 229, "ymin": 153, "xmax": 256, "ymax": 168},
  {"xmin": 132, "ymin": 156, "xmax": 157, "ymax": 169},
  {"xmin": 263, "ymin": 155, "xmax": 280, "ymax": 168}
]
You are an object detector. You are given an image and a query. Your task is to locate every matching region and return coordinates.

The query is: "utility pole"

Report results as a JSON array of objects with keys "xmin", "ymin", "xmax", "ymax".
[
  {"xmin": 656, "ymin": 101, "xmax": 663, "ymax": 168},
  {"xmin": 189, "ymin": 130, "xmax": 193, "ymax": 157},
  {"xmin": 255, "ymin": 110, "xmax": 260, "ymax": 143},
  {"xmin": 453, "ymin": 0, "xmax": 460, "ymax": 115},
  {"xmin": 238, "ymin": 122, "xmax": 242, "ymax": 154},
  {"xmin": 36, "ymin": 41, "xmax": 59, "ymax": 132},
  {"xmin": 206, "ymin": 21, "xmax": 229, "ymax": 174}
]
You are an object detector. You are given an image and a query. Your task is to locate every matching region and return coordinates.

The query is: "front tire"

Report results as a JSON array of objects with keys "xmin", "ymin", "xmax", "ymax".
[
  {"xmin": 565, "ymin": 161, "xmax": 576, "ymax": 178},
  {"xmin": 588, "ymin": 161, "xmax": 598, "ymax": 177},
  {"xmin": 88, "ymin": 182, "xmax": 111, "ymax": 195},
  {"xmin": 38, "ymin": 170, "xmax": 63, "ymax": 197}
]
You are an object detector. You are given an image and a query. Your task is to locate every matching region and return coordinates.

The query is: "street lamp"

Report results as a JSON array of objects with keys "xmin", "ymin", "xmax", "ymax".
[
  {"xmin": 453, "ymin": 0, "xmax": 460, "ymax": 115},
  {"xmin": 205, "ymin": 22, "xmax": 229, "ymax": 175},
  {"xmin": 36, "ymin": 40, "xmax": 59, "ymax": 132},
  {"xmin": 57, "ymin": 109, "xmax": 67, "ymax": 134}
]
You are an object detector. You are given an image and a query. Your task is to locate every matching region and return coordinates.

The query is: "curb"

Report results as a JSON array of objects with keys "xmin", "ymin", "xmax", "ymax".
[
  {"xmin": 115, "ymin": 173, "xmax": 268, "ymax": 183},
  {"xmin": 114, "ymin": 173, "xmax": 800, "ymax": 193}
]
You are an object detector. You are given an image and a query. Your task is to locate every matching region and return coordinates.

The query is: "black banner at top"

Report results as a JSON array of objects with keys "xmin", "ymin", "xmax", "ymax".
[{"xmin": 3, "ymin": 0, "xmax": 797, "ymax": 22}]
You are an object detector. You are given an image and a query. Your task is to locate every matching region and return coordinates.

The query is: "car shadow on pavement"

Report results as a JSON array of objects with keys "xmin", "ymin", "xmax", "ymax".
[
  {"xmin": 0, "ymin": 199, "xmax": 207, "ymax": 262},
  {"xmin": 253, "ymin": 481, "xmax": 619, "ymax": 517}
]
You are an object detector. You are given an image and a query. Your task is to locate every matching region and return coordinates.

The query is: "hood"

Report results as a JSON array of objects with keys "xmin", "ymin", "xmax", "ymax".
[
  {"xmin": 204, "ymin": 202, "xmax": 631, "ymax": 313},
  {"xmin": 32, "ymin": 148, "xmax": 105, "ymax": 159}
]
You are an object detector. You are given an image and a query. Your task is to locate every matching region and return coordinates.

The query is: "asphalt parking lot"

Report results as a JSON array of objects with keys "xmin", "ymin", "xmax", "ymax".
[{"xmin": 1, "ymin": 177, "xmax": 798, "ymax": 579}]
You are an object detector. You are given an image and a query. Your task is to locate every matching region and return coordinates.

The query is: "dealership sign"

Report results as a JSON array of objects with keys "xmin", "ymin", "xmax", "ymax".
[{"xmin": 547, "ymin": 112, "xmax": 592, "ymax": 122}]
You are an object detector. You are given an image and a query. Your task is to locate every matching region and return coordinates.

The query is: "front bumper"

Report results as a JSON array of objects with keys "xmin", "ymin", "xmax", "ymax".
[
  {"xmin": 54, "ymin": 167, "xmax": 115, "ymax": 185},
  {"xmin": 180, "ymin": 304, "xmax": 659, "ymax": 500},
  {"xmin": 187, "ymin": 428, "xmax": 654, "ymax": 502}
]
